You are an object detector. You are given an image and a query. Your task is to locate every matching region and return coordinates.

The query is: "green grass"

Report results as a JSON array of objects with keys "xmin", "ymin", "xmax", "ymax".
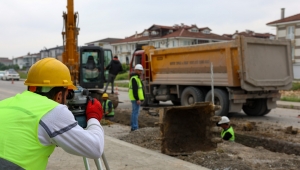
[
  {"xmin": 104, "ymin": 82, "xmax": 129, "ymax": 88},
  {"xmin": 292, "ymin": 82, "xmax": 300, "ymax": 91},
  {"xmin": 115, "ymin": 72, "xmax": 129, "ymax": 81},
  {"xmin": 17, "ymin": 71, "xmax": 27, "ymax": 79},
  {"xmin": 281, "ymin": 96, "xmax": 300, "ymax": 102}
]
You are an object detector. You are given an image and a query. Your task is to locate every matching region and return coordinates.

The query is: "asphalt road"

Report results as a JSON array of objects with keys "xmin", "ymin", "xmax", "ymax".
[{"xmin": 1, "ymin": 80, "xmax": 300, "ymax": 128}]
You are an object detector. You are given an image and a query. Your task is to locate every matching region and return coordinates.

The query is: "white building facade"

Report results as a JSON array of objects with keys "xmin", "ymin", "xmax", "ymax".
[
  {"xmin": 267, "ymin": 9, "xmax": 300, "ymax": 79},
  {"xmin": 111, "ymin": 24, "xmax": 231, "ymax": 64}
]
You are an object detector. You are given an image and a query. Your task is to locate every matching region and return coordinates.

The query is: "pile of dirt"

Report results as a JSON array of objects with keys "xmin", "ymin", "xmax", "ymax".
[
  {"xmin": 113, "ymin": 108, "xmax": 158, "ymax": 128},
  {"xmin": 118, "ymin": 126, "xmax": 300, "ymax": 170},
  {"xmin": 111, "ymin": 108, "xmax": 300, "ymax": 169}
]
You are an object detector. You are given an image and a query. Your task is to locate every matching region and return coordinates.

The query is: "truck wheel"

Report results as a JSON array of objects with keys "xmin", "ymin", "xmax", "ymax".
[
  {"xmin": 205, "ymin": 89, "xmax": 229, "ymax": 116},
  {"xmin": 260, "ymin": 109, "xmax": 271, "ymax": 116},
  {"xmin": 141, "ymin": 96, "xmax": 149, "ymax": 106},
  {"xmin": 242, "ymin": 99, "xmax": 267, "ymax": 116},
  {"xmin": 180, "ymin": 86, "xmax": 204, "ymax": 106},
  {"xmin": 171, "ymin": 100, "xmax": 181, "ymax": 106}
]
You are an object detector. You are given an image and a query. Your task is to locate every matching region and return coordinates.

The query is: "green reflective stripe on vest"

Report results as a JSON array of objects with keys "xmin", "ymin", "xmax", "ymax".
[
  {"xmin": 103, "ymin": 99, "xmax": 114, "ymax": 116},
  {"xmin": 221, "ymin": 126, "xmax": 235, "ymax": 141},
  {"xmin": 0, "ymin": 91, "xmax": 58, "ymax": 170},
  {"xmin": 129, "ymin": 75, "xmax": 144, "ymax": 101}
]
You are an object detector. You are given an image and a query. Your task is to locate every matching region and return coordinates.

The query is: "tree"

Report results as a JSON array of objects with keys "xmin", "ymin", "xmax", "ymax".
[{"xmin": 0, "ymin": 62, "xmax": 20, "ymax": 70}]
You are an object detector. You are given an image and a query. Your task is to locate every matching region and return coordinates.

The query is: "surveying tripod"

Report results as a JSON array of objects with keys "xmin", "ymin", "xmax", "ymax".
[{"xmin": 83, "ymin": 152, "xmax": 110, "ymax": 170}]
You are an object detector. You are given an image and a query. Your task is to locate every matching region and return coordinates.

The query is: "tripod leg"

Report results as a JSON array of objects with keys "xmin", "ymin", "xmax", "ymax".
[
  {"xmin": 101, "ymin": 153, "xmax": 110, "ymax": 170},
  {"xmin": 83, "ymin": 157, "xmax": 90, "ymax": 170},
  {"xmin": 94, "ymin": 158, "xmax": 103, "ymax": 170}
]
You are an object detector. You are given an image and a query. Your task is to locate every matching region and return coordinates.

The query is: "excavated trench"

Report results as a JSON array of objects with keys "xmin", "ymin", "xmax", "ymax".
[{"xmin": 113, "ymin": 107, "xmax": 300, "ymax": 156}]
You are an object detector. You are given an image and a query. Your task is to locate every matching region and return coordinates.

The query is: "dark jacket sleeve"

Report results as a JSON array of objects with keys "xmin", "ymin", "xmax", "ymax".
[
  {"xmin": 131, "ymin": 78, "xmax": 139, "ymax": 100},
  {"xmin": 222, "ymin": 132, "xmax": 232, "ymax": 141},
  {"xmin": 119, "ymin": 63, "xmax": 123, "ymax": 73}
]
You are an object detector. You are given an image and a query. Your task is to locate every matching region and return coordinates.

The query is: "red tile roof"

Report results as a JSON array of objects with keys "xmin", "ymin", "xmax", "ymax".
[
  {"xmin": 112, "ymin": 24, "xmax": 230, "ymax": 44},
  {"xmin": 267, "ymin": 13, "xmax": 300, "ymax": 25},
  {"xmin": 224, "ymin": 31, "xmax": 274, "ymax": 39}
]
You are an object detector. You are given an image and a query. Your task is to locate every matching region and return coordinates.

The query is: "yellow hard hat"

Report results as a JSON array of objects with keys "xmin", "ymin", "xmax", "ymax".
[
  {"xmin": 102, "ymin": 93, "xmax": 109, "ymax": 98},
  {"xmin": 24, "ymin": 58, "xmax": 76, "ymax": 90}
]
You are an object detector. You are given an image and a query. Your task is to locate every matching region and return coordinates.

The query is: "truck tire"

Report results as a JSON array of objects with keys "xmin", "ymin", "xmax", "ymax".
[
  {"xmin": 141, "ymin": 96, "xmax": 149, "ymax": 106},
  {"xmin": 205, "ymin": 89, "xmax": 229, "ymax": 116},
  {"xmin": 171, "ymin": 100, "xmax": 181, "ymax": 106},
  {"xmin": 242, "ymin": 99, "xmax": 268, "ymax": 116},
  {"xmin": 260, "ymin": 109, "xmax": 271, "ymax": 116},
  {"xmin": 180, "ymin": 86, "xmax": 204, "ymax": 106}
]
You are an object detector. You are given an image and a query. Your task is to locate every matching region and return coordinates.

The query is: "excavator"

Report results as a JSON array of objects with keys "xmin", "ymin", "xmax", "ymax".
[{"xmin": 61, "ymin": 0, "xmax": 119, "ymax": 109}]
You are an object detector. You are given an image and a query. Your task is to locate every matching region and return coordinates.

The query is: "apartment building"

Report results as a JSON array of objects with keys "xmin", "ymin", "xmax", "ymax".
[
  {"xmin": 267, "ymin": 8, "xmax": 300, "ymax": 79},
  {"xmin": 111, "ymin": 24, "xmax": 231, "ymax": 64}
]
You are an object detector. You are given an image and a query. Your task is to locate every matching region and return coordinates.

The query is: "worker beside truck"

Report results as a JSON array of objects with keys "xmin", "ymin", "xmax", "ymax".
[
  {"xmin": 129, "ymin": 64, "xmax": 145, "ymax": 131},
  {"xmin": 0, "ymin": 58, "xmax": 104, "ymax": 170}
]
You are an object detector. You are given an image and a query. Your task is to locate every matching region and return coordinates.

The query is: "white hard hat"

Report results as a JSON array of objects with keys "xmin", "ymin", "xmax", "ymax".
[
  {"xmin": 218, "ymin": 116, "xmax": 230, "ymax": 125},
  {"xmin": 134, "ymin": 64, "xmax": 143, "ymax": 71}
]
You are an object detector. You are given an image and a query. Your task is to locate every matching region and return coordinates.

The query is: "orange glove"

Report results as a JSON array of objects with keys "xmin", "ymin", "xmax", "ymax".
[{"xmin": 86, "ymin": 98, "xmax": 103, "ymax": 121}]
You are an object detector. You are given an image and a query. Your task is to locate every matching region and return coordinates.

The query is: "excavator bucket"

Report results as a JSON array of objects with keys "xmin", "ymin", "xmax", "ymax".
[{"xmin": 159, "ymin": 102, "xmax": 222, "ymax": 156}]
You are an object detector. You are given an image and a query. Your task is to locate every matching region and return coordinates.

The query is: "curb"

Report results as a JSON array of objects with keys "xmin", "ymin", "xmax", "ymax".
[{"xmin": 277, "ymin": 104, "xmax": 300, "ymax": 110}]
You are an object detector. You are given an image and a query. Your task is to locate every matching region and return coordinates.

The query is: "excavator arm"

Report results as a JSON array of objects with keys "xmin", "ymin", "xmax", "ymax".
[
  {"xmin": 61, "ymin": 0, "xmax": 119, "ymax": 108},
  {"xmin": 62, "ymin": 0, "xmax": 79, "ymax": 85}
]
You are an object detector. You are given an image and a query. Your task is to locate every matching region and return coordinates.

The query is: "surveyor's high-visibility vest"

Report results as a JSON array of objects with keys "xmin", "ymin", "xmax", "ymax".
[
  {"xmin": 129, "ymin": 75, "xmax": 144, "ymax": 101},
  {"xmin": 103, "ymin": 99, "xmax": 114, "ymax": 116},
  {"xmin": 221, "ymin": 126, "xmax": 235, "ymax": 141},
  {"xmin": 0, "ymin": 91, "xmax": 58, "ymax": 170}
]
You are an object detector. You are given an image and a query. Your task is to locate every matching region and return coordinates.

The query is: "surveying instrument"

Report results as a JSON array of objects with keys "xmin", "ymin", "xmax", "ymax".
[{"xmin": 67, "ymin": 87, "xmax": 110, "ymax": 170}]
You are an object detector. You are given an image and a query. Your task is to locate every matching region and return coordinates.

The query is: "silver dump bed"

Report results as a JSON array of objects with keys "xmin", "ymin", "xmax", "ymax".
[{"xmin": 238, "ymin": 36, "xmax": 293, "ymax": 91}]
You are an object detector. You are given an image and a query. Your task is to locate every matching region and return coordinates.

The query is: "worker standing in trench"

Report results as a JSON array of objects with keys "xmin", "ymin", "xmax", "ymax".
[
  {"xmin": 0, "ymin": 58, "xmax": 104, "ymax": 170},
  {"xmin": 102, "ymin": 93, "xmax": 115, "ymax": 121},
  {"xmin": 217, "ymin": 116, "xmax": 235, "ymax": 141}
]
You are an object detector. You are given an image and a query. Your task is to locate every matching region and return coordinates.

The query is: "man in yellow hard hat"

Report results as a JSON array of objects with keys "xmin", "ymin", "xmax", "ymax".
[
  {"xmin": 0, "ymin": 58, "xmax": 104, "ymax": 170},
  {"xmin": 102, "ymin": 93, "xmax": 114, "ymax": 121}
]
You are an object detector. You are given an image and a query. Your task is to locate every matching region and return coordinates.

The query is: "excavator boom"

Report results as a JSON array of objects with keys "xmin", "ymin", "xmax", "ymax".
[{"xmin": 62, "ymin": 0, "xmax": 79, "ymax": 85}]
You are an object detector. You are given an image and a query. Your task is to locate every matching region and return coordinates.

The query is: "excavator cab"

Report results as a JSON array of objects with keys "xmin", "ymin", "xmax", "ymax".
[{"xmin": 79, "ymin": 46, "xmax": 107, "ymax": 89}]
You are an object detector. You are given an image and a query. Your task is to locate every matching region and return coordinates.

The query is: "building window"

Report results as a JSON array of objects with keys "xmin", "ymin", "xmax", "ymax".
[
  {"xmin": 190, "ymin": 28, "xmax": 199, "ymax": 32},
  {"xmin": 286, "ymin": 26, "xmax": 295, "ymax": 40},
  {"xmin": 126, "ymin": 56, "xmax": 129, "ymax": 65},
  {"xmin": 202, "ymin": 29, "xmax": 210, "ymax": 34},
  {"xmin": 151, "ymin": 31, "xmax": 157, "ymax": 35},
  {"xmin": 143, "ymin": 31, "xmax": 149, "ymax": 36}
]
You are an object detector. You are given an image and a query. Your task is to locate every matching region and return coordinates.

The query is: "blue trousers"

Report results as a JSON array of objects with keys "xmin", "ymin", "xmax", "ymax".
[{"xmin": 131, "ymin": 100, "xmax": 140, "ymax": 130}]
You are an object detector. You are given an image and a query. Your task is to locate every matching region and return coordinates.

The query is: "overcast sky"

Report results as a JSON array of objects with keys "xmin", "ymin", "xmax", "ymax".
[{"xmin": 0, "ymin": 0, "xmax": 299, "ymax": 58}]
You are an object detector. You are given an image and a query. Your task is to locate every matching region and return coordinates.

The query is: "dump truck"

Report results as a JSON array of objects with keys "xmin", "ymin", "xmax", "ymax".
[{"xmin": 130, "ymin": 36, "xmax": 293, "ymax": 116}]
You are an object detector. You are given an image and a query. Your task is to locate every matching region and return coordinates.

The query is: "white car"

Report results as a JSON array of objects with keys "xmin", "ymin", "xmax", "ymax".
[
  {"xmin": 2, "ymin": 69, "xmax": 20, "ymax": 81},
  {"xmin": 0, "ymin": 71, "xmax": 4, "ymax": 80}
]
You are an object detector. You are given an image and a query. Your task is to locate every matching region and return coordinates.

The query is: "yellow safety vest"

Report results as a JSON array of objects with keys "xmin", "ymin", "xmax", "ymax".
[
  {"xmin": 221, "ymin": 126, "xmax": 235, "ymax": 141},
  {"xmin": 103, "ymin": 99, "xmax": 114, "ymax": 116},
  {"xmin": 129, "ymin": 75, "xmax": 144, "ymax": 101},
  {"xmin": 0, "ymin": 91, "xmax": 58, "ymax": 170}
]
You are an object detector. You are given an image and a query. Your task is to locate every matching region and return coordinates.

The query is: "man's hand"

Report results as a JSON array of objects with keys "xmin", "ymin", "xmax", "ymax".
[
  {"xmin": 137, "ymin": 100, "xmax": 141, "ymax": 105},
  {"xmin": 86, "ymin": 98, "xmax": 103, "ymax": 121}
]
